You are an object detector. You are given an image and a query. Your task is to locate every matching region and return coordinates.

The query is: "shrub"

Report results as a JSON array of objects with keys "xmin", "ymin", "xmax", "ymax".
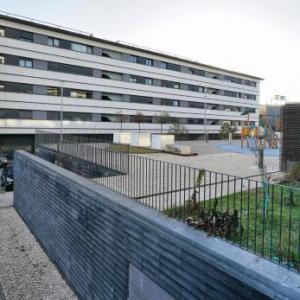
[{"xmin": 288, "ymin": 162, "xmax": 300, "ymax": 182}]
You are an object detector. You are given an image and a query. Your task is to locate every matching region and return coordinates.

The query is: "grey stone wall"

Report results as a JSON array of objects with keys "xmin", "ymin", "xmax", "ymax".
[{"xmin": 14, "ymin": 151, "xmax": 300, "ymax": 300}]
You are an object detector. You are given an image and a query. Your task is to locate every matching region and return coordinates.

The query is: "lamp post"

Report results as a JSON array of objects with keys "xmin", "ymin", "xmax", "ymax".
[
  {"xmin": 203, "ymin": 95, "xmax": 208, "ymax": 142},
  {"xmin": 60, "ymin": 81, "xmax": 64, "ymax": 141}
]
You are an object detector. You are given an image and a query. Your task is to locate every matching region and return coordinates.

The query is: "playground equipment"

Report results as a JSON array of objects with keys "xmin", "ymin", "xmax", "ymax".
[{"xmin": 241, "ymin": 125, "xmax": 279, "ymax": 149}]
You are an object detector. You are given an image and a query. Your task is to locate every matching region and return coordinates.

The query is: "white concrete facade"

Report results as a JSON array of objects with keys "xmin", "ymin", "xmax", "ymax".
[{"xmin": 0, "ymin": 14, "xmax": 261, "ymax": 137}]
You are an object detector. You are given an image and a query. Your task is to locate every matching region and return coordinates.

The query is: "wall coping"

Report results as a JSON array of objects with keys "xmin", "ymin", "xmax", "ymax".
[{"xmin": 16, "ymin": 150, "xmax": 300, "ymax": 299}]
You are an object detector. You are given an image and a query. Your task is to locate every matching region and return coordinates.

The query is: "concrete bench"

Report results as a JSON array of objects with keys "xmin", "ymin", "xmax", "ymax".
[{"xmin": 165, "ymin": 144, "xmax": 192, "ymax": 155}]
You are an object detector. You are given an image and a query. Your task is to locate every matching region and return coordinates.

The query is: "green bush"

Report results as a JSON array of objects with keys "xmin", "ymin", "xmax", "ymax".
[{"xmin": 288, "ymin": 162, "xmax": 300, "ymax": 182}]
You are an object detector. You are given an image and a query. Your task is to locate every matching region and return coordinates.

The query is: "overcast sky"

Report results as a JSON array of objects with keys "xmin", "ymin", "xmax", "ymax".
[{"xmin": 1, "ymin": 0, "xmax": 299, "ymax": 104}]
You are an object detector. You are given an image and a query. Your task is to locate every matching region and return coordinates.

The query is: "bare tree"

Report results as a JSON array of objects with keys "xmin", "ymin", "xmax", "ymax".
[
  {"xmin": 158, "ymin": 112, "xmax": 171, "ymax": 134},
  {"xmin": 117, "ymin": 111, "xmax": 126, "ymax": 131},
  {"xmin": 168, "ymin": 120, "xmax": 189, "ymax": 140},
  {"xmin": 133, "ymin": 111, "xmax": 145, "ymax": 132}
]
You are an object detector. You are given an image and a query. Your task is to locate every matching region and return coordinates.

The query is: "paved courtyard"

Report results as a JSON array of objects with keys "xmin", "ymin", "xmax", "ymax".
[{"xmin": 149, "ymin": 139, "xmax": 280, "ymax": 178}]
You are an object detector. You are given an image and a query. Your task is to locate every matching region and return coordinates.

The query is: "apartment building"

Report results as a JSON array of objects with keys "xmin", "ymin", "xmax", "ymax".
[{"xmin": 0, "ymin": 12, "xmax": 261, "ymax": 153}]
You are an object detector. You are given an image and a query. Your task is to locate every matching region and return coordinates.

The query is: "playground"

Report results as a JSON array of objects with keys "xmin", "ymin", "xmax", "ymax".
[{"xmin": 217, "ymin": 143, "xmax": 279, "ymax": 157}]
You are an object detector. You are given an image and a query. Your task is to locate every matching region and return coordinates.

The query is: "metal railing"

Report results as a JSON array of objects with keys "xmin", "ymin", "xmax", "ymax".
[
  {"xmin": 0, "ymin": 10, "xmax": 92, "ymax": 36},
  {"xmin": 35, "ymin": 131, "xmax": 300, "ymax": 272}
]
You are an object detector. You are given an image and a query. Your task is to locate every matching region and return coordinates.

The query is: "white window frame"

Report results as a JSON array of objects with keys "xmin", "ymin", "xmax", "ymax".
[
  {"xmin": 145, "ymin": 58, "xmax": 153, "ymax": 66},
  {"xmin": 19, "ymin": 59, "xmax": 33, "ymax": 68},
  {"xmin": 145, "ymin": 78, "xmax": 153, "ymax": 85}
]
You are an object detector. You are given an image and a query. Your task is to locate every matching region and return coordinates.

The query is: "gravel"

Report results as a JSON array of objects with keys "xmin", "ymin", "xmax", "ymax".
[{"xmin": 0, "ymin": 193, "xmax": 77, "ymax": 300}]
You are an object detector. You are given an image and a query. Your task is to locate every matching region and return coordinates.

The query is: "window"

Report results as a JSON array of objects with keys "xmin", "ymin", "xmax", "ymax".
[
  {"xmin": 188, "ymin": 85, "xmax": 198, "ymax": 92},
  {"xmin": 0, "ymin": 82, "xmax": 4, "ymax": 90},
  {"xmin": 189, "ymin": 102, "xmax": 204, "ymax": 109},
  {"xmin": 173, "ymin": 100, "xmax": 179, "ymax": 107},
  {"xmin": 198, "ymin": 86, "xmax": 205, "ymax": 93},
  {"xmin": 224, "ymin": 91, "xmax": 238, "ymax": 98},
  {"xmin": 0, "ymin": 28, "xmax": 5, "ymax": 37},
  {"xmin": 246, "ymin": 94, "xmax": 256, "ymax": 100},
  {"xmin": 47, "ymin": 87, "xmax": 60, "ymax": 96},
  {"xmin": 129, "ymin": 75, "xmax": 137, "ymax": 83},
  {"xmin": 173, "ymin": 83, "xmax": 180, "ymax": 89},
  {"xmin": 130, "ymin": 95, "xmax": 153, "ymax": 104},
  {"xmin": 102, "ymin": 93, "xmax": 123, "ymax": 101},
  {"xmin": 19, "ymin": 110, "xmax": 33, "ymax": 119},
  {"xmin": 70, "ymin": 90, "xmax": 88, "ymax": 98},
  {"xmin": 48, "ymin": 37, "xmax": 60, "ymax": 47},
  {"xmin": 102, "ymin": 49, "xmax": 122, "ymax": 59},
  {"xmin": 48, "ymin": 62, "xmax": 93, "ymax": 76},
  {"xmin": 71, "ymin": 42, "xmax": 92, "ymax": 54},
  {"xmin": 129, "ymin": 55, "xmax": 138, "ymax": 63},
  {"xmin": 47, "ymin": 111, "xmax": 60, "ymax": 120},
  {"xmin": 160, "ymin": 62, "xmax": 167, "ymax": 69},
  {"xmin": 187, "ymin": 68, "xmax": 194, "ymax": 74},
  {"xmin": 64, "ymin": 112, "xmax": 92, "ymax": 121},
  {"xmin": 145, "ymin": 78, "xmax": 153, "ymax": 85},
  {"xmin": 0, "ymin": 55, "xmax": 5, "ymax": 64},
  {"xmin": 19, "ymin": 58, "xmax": 33, "ymax": 68},
  {"xmin": 101, "ymin": 114, "xmax": 119, "ymax": 122},
  {"xmin": 19, "ymin": 31, "xmax": 33, "ymax": 42},
  {"xmin": 145, "ymin": 58, "xmax": 153, "ymax": 66}
]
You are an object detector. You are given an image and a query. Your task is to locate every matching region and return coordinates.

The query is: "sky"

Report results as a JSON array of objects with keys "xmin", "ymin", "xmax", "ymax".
[{"xmin": 0, "ymin": 0, "xmax": 299, "ymax": 104}]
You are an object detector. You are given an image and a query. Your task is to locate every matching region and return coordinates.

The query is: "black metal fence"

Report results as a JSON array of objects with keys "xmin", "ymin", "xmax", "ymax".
[
  {"xmin": 35, "ymin": 131, "xmax": 300, "ymax": 272},
  {"xmin": 35, "ymin": 130, "xmax": 130, "ymax": 177}
]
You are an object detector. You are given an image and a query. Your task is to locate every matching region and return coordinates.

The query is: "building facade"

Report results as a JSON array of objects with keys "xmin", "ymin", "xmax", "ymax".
[
  {"xmin": 260, "ymin": 104, "xmax": 282, "ymax": 131},
  {"xmin": 0, "ymin": 13, "xmax": 261, "ymax": 153}
]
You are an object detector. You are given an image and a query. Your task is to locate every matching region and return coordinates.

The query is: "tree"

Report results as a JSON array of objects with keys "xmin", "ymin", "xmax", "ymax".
[
  {"xmin": 133, "ymin": 112, "xmax": 145, "ymax": 132},
  {"xmin": 168, "ymin": 120, "xmax": 189, "ymax": 140},
  {"xmin": 158, "ymin": 112, "xmax": 171, "ymax": 134},
  {"xmin": 116, "ymin": 111, "xmax": 126, "ymax": 131},
  {"xmin": 219, "ymin": 123, "xmax": 237, "ymax": 142}
]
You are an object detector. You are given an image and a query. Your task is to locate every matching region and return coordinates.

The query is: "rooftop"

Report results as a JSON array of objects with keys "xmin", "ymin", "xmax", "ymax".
[{"xmin": 0, "ymin": 10, "xmax": 263, "ymax": 81}]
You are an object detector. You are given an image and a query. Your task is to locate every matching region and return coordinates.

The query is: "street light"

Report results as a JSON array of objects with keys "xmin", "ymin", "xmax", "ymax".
[
  {"xmin": 203, "ymin": 95, "xmax": 208, "ymax": 142},
  {"xmin": 60, "ymin": 81, "xmax": 64, "ymax": 141}
]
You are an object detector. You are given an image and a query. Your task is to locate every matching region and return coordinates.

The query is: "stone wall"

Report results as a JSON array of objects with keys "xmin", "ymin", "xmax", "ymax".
[{"xmin": 14, "ymin": 151, "xmax": 300, "ymax": 300}]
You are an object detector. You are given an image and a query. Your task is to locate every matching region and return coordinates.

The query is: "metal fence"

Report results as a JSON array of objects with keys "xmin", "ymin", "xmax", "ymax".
[
  {"xmin": 35, "ymin": 130, "xmax": 130, "ymax": 177},
  {"xmin": 35, "ymin": 131, "xmax": 300, "ymax": 272}
]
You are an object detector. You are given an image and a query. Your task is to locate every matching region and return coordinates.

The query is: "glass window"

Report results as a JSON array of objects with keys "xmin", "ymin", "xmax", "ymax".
[
  {"xmin": 0, "ymin": 55, "xmax": 5, "ymax": 64},
  {"xmin": 47, "ymin": 87, "xmax": 60, "ymax": 96},
  {"xmin": 47, "ymin": 111, "xmax": 60, "ymax": 120},
  {"xmin": 145, "ymin": 58, "xmax": 153, "ymax": 66},
  {"xmin": 129, "ymin": 75, "xmax": 137, "ymax": 83},
  {"xmin": 48, "ymin": 37, "xmax": 60, "ymax": 47},
  {"xmin": 3, "ymin": 109, "xmax": 19, "ymax": 119},
  {"xmin": 71, "ymin": 42, "xmax": 92, "ymax": 54},
  {"xmin": 0, "ymin": 82, "xmax": 5, "ymax": 90},
  {"xmin": 173, "ymin": 83, "xmax": 179, "ymax": 89},
  {"xmin": 129, "ymin": 55, "xmax": 138, "ymax": 63},
  {"xmin": 173, "ymin": 100, "xmax": 179, "ymax": 106},
  {"xmin": 145, "ymin": 78, "xmax": 153, "ymax": 85},
  {"xmin": 19, "ymin": 31, "xmax": 33, "ymax": 42},
  {"xmin": 187, "ymin": 68, "xmax": 194, "ymax": 74},
  {"xmin": 19, "ymin": 58, "xmax": 33, "ymax": 68},
  {"xmin": 19, "ymin": 110, "xmax": 32, "ymax": 119},
  {"xmin": 0, "ymin": 28, "xmax": 5, "ymax": 37},
  {"xmin": 70, "ymin": 90, "xmax": 88, "ymax": 98},
  {"xmin": 160, "ymin": 62, "xmax": 167, "ymax": 69}
]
